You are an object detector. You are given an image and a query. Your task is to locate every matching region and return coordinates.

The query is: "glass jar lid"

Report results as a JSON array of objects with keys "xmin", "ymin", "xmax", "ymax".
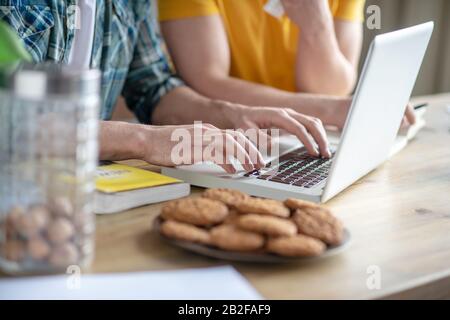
[{"xmin": 1, "ymin": 63, "xmax": 101, "ymax": 100}]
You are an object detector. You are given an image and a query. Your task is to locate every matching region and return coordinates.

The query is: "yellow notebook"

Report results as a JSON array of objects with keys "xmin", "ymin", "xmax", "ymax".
[
  {"xmin": 94, "ymin": 163, "xmax": 190, "ymax": 214},
  {"xmin": 96, "ymin": 164, "xmax": 181, "ymax": 194}
]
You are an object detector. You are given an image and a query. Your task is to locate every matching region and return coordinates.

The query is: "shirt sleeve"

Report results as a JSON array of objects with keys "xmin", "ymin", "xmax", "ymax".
[
  {"xmin": 122, "ymin": 1, "xmax": 183, "ymax": 124},
  {"xmin": 158, "ymin": 0, "xmax": 219, "ymax": 21},
  {"xmin": 334, "ymin": 0, "xmax": 366, "ymax": 22}
]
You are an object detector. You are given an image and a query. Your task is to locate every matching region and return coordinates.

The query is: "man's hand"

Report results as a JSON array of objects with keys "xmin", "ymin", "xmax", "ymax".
[
  {"xmin": 403, "ymin": 103, "xmax": 417, "ymax": 128},
  {"xmin": 314, "ymin": 99, "xmax": 417, "ymax": 131},
  {"xmin": 227, "ymin": 104, "xmax": 331, "ymax": 158},
  {"xmin": 99, "ymin": 121, "xmax": 264, "ymax": 174},
  {"xmin": 279, "ymin": 0, "xmax": 361, "ymax": 95},
  {"xmin": 281, "ymin": 0, "xmax": 331, "ymax": 30},
  {"xmin": 139, "ymin": 124, "xmax": 265, "ymax": 174}
]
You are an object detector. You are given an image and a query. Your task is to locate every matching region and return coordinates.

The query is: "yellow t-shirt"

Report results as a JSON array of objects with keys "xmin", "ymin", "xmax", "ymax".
[{"xmin": 159, "ymin": 0, "xmax": 365, "ymax": 92}]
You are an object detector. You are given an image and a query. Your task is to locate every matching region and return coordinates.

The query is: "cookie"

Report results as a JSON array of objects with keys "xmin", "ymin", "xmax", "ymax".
[
  {"xmin": 284, "ymin": 198, "xmax": 320, "ymax": 211},
  {"xmin": 223, "ymin": 209, "xmax": 241, "ymax": 225},
  {"xmin": 292, "ymin": 208, "xmax": 343, "ymax": 246},
  {"xmin": 237, "ymin": 214, "xmax": 297, "ymax": 237},
  {"xmin": 266, "ymin": 235, "xmax": 326, "ymax": 257},
  {"xmin": 161, "ymin": 198, "xmax": 229, "ymax": 226},
  {"xmin": 161, "ymin": 220, "xmax": 211, "ymax": 245},
  {"xmin": 236, "ymin": 198, "xmax": 290, "ymax": 218},
  {"xmin": 210, "ymin": 224, "xmax": 264, "ymax": 252},
  {"xmin": 203, "ymin": 188, "xmax": 249, "ymax": 207}
]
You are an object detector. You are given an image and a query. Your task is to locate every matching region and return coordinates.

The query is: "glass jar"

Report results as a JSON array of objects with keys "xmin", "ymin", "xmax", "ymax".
[{"xmin": 0, "ymin": 64, "xmax": 100, "ymax": 275}]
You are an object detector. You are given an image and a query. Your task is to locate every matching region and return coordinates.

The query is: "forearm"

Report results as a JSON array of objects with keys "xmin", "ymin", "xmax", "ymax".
[
  {"xmin": 296, "ymin": 19, "xmax": 357, "ymax": 96},
  {"xmin": 184, "ymin": 74, "xmax": 348, "ymax": 128},
  {"xmin": 99, "ymin": 121, "xmax": 147, "ymax": 161},
  {"xmin": 151, "ymin": 86, "xmax": 236, "ymax": 129}
]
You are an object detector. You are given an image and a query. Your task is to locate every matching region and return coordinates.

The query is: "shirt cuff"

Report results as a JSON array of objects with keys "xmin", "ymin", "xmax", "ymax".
[{"xmin": 133, "ymin": 76, "xmax": 184, "ymax": 125}]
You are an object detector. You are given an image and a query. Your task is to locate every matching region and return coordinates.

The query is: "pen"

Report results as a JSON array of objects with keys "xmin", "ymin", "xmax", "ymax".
[{"xmin": 414, "ymin": 103, "xmax": 429, "ymax": 110}]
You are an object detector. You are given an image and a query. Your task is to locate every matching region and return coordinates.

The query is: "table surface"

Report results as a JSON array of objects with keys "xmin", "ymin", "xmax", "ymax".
[{"xmin": 4, "ymin": 94, "xmax": 450, "ymax": 299}]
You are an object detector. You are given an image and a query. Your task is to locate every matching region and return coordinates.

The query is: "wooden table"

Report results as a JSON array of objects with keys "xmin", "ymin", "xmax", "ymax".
[
  {"xmin": 93, "ymin": 93, "xmax": 450, "ymax": 300},
  {"xmin": 6, "ymin": 94, "xmax": 450, "ymax": 299}
]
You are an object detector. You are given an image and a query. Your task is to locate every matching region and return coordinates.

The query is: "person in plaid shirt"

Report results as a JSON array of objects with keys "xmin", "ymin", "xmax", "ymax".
[{"xmin": 0, "ymin": 0, "xmax": 332, "ymax": 172}]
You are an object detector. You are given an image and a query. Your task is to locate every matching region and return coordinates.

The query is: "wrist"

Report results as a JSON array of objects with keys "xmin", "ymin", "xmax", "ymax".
[
  {"xmin": 133, "ymin": 124, "xmax": 154, "ymax": 161},
  {"xmin": 288, "ymin": 94, "xmax": 350, "ymax": 128},
  {"xmin": 298, "ymin": 16, "xmax": 333, "ymax": 41},
  {"xmin": 208, "ymin": 100, "xmax": 246, "ymax": 129},
  {"xmin": 99, "ymin": 121, "xmax": 149, "ymax": 161},
  {"xmin": 288, "ymin": 3, "xmax": 333, "ymax": 34},
  {"xmin": 319, "ymin": 97, "xmax": 351, "ymax": 128}
]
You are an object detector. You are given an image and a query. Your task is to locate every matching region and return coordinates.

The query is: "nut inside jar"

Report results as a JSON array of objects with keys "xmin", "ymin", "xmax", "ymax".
[{"xmin": 0, "ymin": 198, "xmax": 94, "ymax": 274}]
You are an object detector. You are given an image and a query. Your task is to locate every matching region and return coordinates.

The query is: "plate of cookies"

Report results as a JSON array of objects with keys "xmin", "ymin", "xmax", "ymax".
[{"xmin": 154, "ymin": 189, "xmax": 350, "ymax": 263}]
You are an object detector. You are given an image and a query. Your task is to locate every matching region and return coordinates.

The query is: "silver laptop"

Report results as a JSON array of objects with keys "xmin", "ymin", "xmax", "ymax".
[{"xmin": 162, "ymin": 22, "xmax": 434, "ymax": 203}]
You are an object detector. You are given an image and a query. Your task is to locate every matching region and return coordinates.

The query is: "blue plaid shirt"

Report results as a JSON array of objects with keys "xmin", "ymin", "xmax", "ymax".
[{"xmin": 0, "ymin": 0, "xmax": 183, "ymax": 123}]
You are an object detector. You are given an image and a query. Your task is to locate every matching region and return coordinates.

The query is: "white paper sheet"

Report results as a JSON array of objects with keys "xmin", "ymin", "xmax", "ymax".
[{"xmin": 0, "ymin": 266, "xmax": 261, "ymax": 300}]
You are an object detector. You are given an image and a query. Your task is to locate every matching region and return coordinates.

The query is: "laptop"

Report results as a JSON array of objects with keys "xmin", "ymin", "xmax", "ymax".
[{"xmin": 162, "ymin": 22, "xmax": 434, "ymax": 203}]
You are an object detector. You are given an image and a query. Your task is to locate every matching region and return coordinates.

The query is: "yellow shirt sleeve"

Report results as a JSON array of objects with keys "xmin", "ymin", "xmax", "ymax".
[
  {"xmin": 158, "ymin": 0, "xmax": 219, "ymax": 21},
  {"xmin": 334, "ymin": 0, "xmax": 366, "ymax": 22}
]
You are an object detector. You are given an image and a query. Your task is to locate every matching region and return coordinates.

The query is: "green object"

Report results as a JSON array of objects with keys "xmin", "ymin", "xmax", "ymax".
[
  {"xmin": 0, "ymin": 20, "xmax": 32, "ymax": 63},
  {"xmin": 0, "ymin": 21, "xmax": 32, "ymax": 87}
]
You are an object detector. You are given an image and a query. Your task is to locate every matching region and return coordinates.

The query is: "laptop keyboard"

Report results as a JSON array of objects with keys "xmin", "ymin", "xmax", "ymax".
[{"xmin": 245, "ymin": 148, "xmax": 334, "ymax": 189}]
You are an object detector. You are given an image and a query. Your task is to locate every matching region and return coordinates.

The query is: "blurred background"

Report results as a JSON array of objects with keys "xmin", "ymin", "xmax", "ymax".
[{"xmin": 362, "ymin": 0, "xmax": 450, "ymax": 95}]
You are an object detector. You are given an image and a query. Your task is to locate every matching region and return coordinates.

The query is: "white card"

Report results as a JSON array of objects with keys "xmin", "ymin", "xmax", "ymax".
[{"xmin": 0, "ymin": 266, "xmax": 262, "ymax": 300}]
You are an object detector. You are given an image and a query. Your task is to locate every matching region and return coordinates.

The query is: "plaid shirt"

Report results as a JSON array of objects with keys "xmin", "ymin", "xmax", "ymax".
[{"xmin": 0, "ymin": 0, "xmax": 183, "ymax": 123}]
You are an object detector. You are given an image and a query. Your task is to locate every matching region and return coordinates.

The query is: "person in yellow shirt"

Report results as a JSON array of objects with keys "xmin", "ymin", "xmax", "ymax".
[{"xmin": 159, "ymin": 0, "xmax": 416, "ymax": 129}]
